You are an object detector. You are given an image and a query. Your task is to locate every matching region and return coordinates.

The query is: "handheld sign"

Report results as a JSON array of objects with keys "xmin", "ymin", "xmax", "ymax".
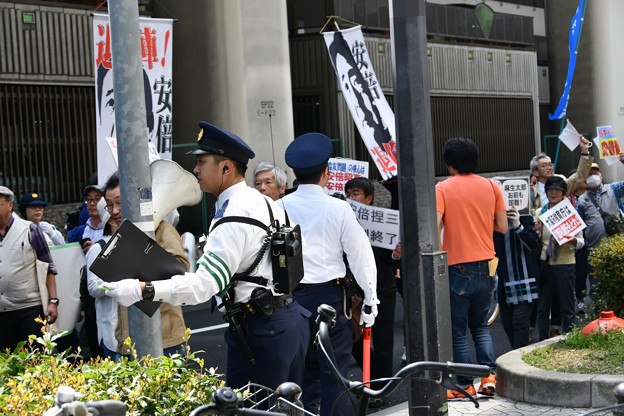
[
  {"xmin": 593, "ymin": 125, "xmax": 622, "ymax": 166},
  {"xmin": 347, "ymin": 199, "xmax": 399, "ymax": 250},
  {"xmin": 493, "ymin": 177, "xmax": 531, "ymax": 216},
  {"xmin": 326, "ymin": 157, "xmax": 369, "ymax": 195},
  {"xmin": 538, "ymin": 198, "xmax": 586, "ymax": 245}
]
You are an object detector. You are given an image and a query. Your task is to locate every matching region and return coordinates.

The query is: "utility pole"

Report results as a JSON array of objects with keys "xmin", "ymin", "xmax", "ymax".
[
  {"xmin": 108, "ymin": 0, "xmax": 162, "ymax": 357},
  {"xmin": 390, "ymin": 1, "xmax": 452, "ymax": 415}
]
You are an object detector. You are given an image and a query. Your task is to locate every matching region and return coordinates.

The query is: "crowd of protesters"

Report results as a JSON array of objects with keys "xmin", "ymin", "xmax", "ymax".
[{"xmin": 2, "ymin": 129, "xmax": 622, "ymax": 412}]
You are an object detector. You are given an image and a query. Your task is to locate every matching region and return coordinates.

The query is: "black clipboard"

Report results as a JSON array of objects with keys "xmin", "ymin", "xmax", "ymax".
[{"xmin": 89, "ymin": 219, "xmax": 187, "ymax": 317}]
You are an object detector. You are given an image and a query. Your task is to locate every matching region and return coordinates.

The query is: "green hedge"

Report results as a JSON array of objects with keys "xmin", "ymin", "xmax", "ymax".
[
  {"xmin": 0, "ymin": 322, "xmax": 224, "ymax": 415},
  {"xmin": 588, "ymin": 233, "xmax": 624, "ymax": 317}
]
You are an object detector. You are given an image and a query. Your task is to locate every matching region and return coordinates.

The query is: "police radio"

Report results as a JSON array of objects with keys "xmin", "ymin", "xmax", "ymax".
[{"xmin": 270, "ymin": 223, "xmax": 304, "ymax": 295}]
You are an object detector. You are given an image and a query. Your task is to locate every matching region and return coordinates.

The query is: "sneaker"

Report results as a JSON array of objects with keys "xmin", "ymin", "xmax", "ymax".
[
  {"xmin": 447, "ymin": 384, "xmax": 477, "ymax": 400},
  {"xmin": 478, "ymin": 373, "xmax": 496, "ymax": 396}
]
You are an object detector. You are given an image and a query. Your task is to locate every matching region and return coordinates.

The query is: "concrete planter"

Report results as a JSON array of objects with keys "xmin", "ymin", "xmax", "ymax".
[{"xmin": 497, "ymin": 336, "xmax": 624, "ymax": 408}]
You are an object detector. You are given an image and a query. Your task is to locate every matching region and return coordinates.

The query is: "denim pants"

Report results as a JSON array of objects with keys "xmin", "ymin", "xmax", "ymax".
[{"xmin": 449, "ymin": 261, "xmax": 497, "ymax": 386}]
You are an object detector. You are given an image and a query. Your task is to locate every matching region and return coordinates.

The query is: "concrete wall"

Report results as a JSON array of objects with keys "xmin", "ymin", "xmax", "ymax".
[
  {"xmin": 546, "ymin": 0, "xmax": 624, "ymax": 182},
  {"xmin": 156, "ymin": 0, "xmax": 295, "ymax": 185}
]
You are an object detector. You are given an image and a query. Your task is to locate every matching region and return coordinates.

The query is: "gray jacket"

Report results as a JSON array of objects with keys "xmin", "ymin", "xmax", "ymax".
[{"xmin": 577, "ymin": 184, "xmax": 622, "ymax": 248}]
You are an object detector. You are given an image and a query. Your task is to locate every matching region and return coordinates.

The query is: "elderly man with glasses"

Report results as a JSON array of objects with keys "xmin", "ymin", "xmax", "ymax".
[
  {"xmin": 529, "ymin": 136, "xmax": 594, "ymax": 212},
  {"xmin": 68, "ymin": 184, "xmax": 106, "ymax": 253}
]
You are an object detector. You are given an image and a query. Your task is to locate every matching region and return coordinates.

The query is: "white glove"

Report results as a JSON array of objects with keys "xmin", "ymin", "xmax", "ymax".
[
  {"xmin": 105, "ymin": 279, "xmax": 142, "ymax": 307},
  {"xmin": 360, "ymin": 302, "xmax": 379, "ymax": 328},
  {"xmin": 39, "ymin": 221, "xmax": 54, "ymax": 234},
  {"xmin": 508, "ymin": 209, "xmax": 521, "ymax": 230}
]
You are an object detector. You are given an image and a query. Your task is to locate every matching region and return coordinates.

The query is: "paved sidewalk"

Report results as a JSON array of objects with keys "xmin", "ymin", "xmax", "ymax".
[{"xmin": 372, "ymin": 396, "xmax": 591, "ymax": 416}]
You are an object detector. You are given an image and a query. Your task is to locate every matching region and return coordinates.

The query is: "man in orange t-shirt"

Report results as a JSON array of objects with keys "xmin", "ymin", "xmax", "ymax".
[{"xmin": 435, "ymin": 137, "xmax": 508, "ymax": 400}]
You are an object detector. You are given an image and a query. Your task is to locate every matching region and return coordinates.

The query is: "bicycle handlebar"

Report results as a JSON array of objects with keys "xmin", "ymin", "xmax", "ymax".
[
  {"xmin": 316, "ymin": 304, "xmax": 491, "ymax": 401},
  {"xmin": 189, "ymin": 387, "xmax": 287, "ymax": 416},
  {"xmin": 42, "ymin": 386, "xmax": 127, "ymax": 416}
]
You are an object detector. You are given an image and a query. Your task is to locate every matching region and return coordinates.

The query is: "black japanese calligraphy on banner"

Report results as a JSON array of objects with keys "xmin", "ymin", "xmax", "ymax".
[
  {"xmin": 93, "ymin": 14, "xmax": 173, "ymax": 183},
  {"xmin": 346, "ymin": 199, "xmax": 400, "ymax": 250},
  {"xmin": 493, "ymin": 176, "xmax": 531, "ymax": 216},
  {"xmin": 323, "ymin": 26, "xmax": 397, "ymax": 180}
]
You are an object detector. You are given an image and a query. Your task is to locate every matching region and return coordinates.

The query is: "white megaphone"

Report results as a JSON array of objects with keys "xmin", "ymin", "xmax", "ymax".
[{"xmin": 151, "ymin": 159, "xmax": 202, "ymax": 226}]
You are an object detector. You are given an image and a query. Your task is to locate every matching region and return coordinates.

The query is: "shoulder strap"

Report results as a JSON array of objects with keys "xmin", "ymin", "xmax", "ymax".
[
  {"xmin": 588, "ymin": 193, "xmax": 606, "ymax": 215},
  {"xmin": 210, "ymin": 198, "xmax": 276, "ymax": 233},
  {"xmin": 209, "ymin": 197, "xmax": 276, "ymax": 283}
]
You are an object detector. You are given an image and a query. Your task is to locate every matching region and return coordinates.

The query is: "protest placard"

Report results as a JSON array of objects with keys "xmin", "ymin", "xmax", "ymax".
[
  {"xmin": 326, "ymin": 158, "xmax": 369, "ymax": 195},
  {"xmin": 347, "ymin": 199, "xmax": 399, "ymax": 250},
  {"xmin": 538, "ymin": 198, "xmax": 586, "ymax": 245},
  {"xmin": 593, "ymin": 125, "xmax": 621, "ymax": 166},
  {"xmin": 493, "ymin": 176, "xmax": 531, "ymax": 216}
]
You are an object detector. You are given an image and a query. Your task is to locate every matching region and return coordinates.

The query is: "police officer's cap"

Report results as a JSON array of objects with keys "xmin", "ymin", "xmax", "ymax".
[
  {"xmin": 188, "ymin": 121, "xmax": 255, "ymax": 165},
  {"xmin": 285, "ymin": 133, "xmax": 333, "ymax": 175},
  {"xmin": 19, "ymin": 193, "xmax": 48, "ymax": 210}
]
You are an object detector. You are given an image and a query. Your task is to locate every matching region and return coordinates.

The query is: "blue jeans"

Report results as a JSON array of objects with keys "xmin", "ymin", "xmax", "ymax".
[{"xmin": 449, "ymin": 261, "xmax": 497, "ymax": 386}]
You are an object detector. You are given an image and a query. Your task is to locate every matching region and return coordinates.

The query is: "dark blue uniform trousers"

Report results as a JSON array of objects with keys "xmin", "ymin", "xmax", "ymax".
[
  {"xmin": 225, "ymin": 300, "xmax": 311, "ymax": 390},
  {"xmin": 294, "ymin": 285, "xmax": 353, "ymax": 416}
]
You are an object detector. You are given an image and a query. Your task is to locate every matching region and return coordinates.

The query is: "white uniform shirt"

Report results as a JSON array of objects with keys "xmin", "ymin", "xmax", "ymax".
[
  {"xmin": 86, "ymin": 235, "xmax": 118, "ymax": 352},
  {"xmin": 280, "ymin": 184, "xmax": 378, "ymax": 304},
  {"xmin": 154, "ymin": 181, "xmax": 288, "ymax": 305}
]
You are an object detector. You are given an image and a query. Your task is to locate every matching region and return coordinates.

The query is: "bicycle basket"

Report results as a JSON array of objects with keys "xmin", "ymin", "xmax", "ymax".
[{"xmin": 238, "ymin": 383, "xmax": 315, "ymax": 416}]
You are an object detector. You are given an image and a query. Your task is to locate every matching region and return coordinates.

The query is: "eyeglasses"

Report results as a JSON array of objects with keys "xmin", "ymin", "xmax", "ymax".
[
  {"xmin": 85, "ymin": 197, "xmax": 102, "ymax": 205},
  {"xmin": 105, "ymin": 201, "xmax": 122, "ymax": 212},
  {"xmin": 538, "ymin": 163, "xmax": 554, "ymax": 169}
]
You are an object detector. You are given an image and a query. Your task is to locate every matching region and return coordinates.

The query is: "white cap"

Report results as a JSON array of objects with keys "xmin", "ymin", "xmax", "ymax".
[{"xmin": 0, "ymin": 186, "xmax": 14, "ymax": 201}]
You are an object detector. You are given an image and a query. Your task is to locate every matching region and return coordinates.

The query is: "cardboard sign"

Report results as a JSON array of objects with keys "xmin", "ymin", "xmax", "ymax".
[
  {"xmin": 593, "ymin": 125, "xmax": 621, "ymax": 166},
  {"xmin": 347, "ymin": 199, "xmax": 399, "ymax": 250},
  {"xmin": 538, "ymin": 198, "xmax": 586, "ymax": 245},
  {"xmin": 326, "ymin": 158, "xmax": 369, "ymax": 195},
  {"xmin": 493, "ymin": 177, "xmax": 531, "ymax": 216},
  {"xmin": 49, "ymin": 243, "xmax": 86, "ymax": 332}
]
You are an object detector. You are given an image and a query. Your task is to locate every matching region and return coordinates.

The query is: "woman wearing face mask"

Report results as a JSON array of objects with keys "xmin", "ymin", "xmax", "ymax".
[
  {"xmin": 534, "ymin": 176, "xmax": 585, "ymax": 341},
  {"xmin": 577, "ymin": 163, "xmax": 624, "ymax": 298}
]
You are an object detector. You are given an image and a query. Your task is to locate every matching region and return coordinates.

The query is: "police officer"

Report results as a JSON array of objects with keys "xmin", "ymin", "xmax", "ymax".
[
  {"xmin": 105, "ymin": 121, "xmax": 311, "ymax": 390},
  {"xmin": 281, "ymin": 133, "xmax": 378, "ymax": 416}
]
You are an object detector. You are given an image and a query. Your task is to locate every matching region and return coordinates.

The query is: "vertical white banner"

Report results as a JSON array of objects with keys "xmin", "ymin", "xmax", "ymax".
[
  {"xmin": 93, "ymin": 14, "xmax": 173, "ymax": 184},
  {"xmin": 323, "ymin": 26, "xmax": 397, "ymax": 180}
]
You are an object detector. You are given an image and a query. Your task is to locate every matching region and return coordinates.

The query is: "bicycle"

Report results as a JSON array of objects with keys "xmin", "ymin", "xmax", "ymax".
[
  {"xmin": 314, "ymin": 304, "xmax": 491, "ymax": 416},
  {"xmin": 42, "ymin": 385, "xmax": 127, "ymax": 416}
]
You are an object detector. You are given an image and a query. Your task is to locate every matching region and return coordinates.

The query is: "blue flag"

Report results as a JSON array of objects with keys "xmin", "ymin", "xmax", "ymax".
[{"xmin": 549, "ymin": 0, "xmax": 587, "ymax": 121}]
